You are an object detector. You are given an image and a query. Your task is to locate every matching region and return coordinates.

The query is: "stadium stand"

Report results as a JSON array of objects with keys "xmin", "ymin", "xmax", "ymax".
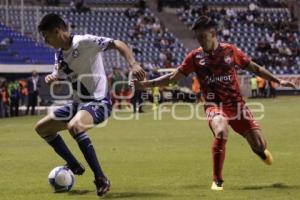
[
  {"xmin": 59, "ymin": 0, "xmax": 139, "ymax": 4},
  {"xmin": 176, "ymin": 3, "xmax": 300, "ymax": 75},
  {"xmin": 0, "ymin": 22, "xmax": 55, "ymax": 64},
  {"xmin": 23, "ymin": 0, "xmax": 139, "ymax": 6},
  {"xmin": 0, "ymin": 5, "xmax": 187, "ymax": 70},
  {"xmin": 162, "ymin": 0, "xmax": 286, "ymax": 7}
]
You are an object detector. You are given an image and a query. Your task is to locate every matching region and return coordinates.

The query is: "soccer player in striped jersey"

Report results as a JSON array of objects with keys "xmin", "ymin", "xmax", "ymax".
[{"xmin": 35, "ymin": 13, "xmax": 145, "ymax": 196}]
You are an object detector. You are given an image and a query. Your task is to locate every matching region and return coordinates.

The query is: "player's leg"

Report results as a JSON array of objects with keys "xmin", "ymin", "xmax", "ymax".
[
  {"xmin": 209, "ymin": 113, "xmax": 229, "ymax": 191},
  {"xmin": 68, "ymin": 110, "xmax": 106, "ymax": 178},
  {"xmin": 67, "ymin": 103, "xmax": 111, "ymax": 196},
  {"xmin": 245, "ymin": 129, "xmax": 273, "ymax": 165},
  {"xmin": 34, "ymin": 114, "xmax": 84, "ymax": 174},
  {"xmin": 230, "ymin": 106, "xmax": 273, "ymax": 165}
]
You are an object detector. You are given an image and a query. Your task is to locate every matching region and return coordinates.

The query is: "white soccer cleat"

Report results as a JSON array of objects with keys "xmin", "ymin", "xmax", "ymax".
[{"xmin": 211, "ymin": 180, "xmax": 224, "ymax": 191}]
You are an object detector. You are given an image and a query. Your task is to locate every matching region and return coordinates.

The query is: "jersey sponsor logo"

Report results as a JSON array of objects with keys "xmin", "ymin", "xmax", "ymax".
[
  {"xmin": 195, "ymin": 52, "xmax": 209, "ymax": 66},
  {"xmin": 205, "ymin": 74, "xmax": 232, "ymax": 84},
  {"xmin": 72, "ymin": 48, "xmax": 80, "ymax": 58}
]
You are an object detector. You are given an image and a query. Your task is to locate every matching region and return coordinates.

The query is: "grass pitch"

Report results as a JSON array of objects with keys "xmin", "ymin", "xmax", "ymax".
[{"xmin": 0, "ymin": 96, "xmax": 300, "ymax": 200}]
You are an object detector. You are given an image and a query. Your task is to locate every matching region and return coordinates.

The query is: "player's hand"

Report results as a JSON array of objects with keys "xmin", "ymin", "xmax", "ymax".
[
  {"xmin": 131, "ymin": 80, "xmax": 147, "ymax": 90},
  {"xmin": 131, "ymin": 62, "xmax": 146, "ymax": 81},
  {"xmin": 279, "ymin": 80, "xmax": 297, "ymax": 89},
  {"xmin": 45, "ymin": 74, "xmax": 57, "ymax": 84}
]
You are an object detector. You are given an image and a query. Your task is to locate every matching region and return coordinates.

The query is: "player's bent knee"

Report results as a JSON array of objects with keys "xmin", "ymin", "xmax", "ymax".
[
  {"xmin": 211, "ymin": 115, "xmax": 228, "ymax": 139},
  {"xmin": 34, "ymin": 116, "xmax": 57, "ymax": 137},
  {"xmin": 214, "ymin": 128, "xmax": 228, "ymax": 139},
  {"xmin": 67, "ymin": 121, "xmax": 87, "ymax": 136},
  {"xmin": 34, "ymin": 121, "xmax": 50, "ymax": 137},
  {"xmin": 34, "ymin": 121, "xmax": 44, "ymax": 135}
]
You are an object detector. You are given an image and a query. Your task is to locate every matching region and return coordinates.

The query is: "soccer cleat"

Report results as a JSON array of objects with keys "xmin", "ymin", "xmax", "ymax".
[
  {"xmin": 211, "ymin": 180, "xmax": 224, "ymax": 191},
  {"xmin": 262, "ymin": 149, "xmax": 273, "ymax": 165},
  {"xmin": 64, "ymin": 163, "xmax": 85, "ymax": 175},
  {"xmin": 94, "ymin": 177, "xmax": 111, "ymax": 196}
]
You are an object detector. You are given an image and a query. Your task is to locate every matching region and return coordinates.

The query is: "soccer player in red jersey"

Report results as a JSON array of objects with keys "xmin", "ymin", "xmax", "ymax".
[{"xmin": 132, "ymin": 16, "xmax": 296, "ymax": 191}]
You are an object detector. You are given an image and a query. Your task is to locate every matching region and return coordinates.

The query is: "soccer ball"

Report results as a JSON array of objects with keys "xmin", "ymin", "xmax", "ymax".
[{"xmin": 48, "ymin": 166, "xmax": 75, "ymax": 192}]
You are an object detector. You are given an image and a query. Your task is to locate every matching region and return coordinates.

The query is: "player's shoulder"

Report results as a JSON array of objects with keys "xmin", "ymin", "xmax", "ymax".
[
  {"xmin": 220, "ymin": 42, "xmax": 245, "ymax": 54},
  {"xmin": 221, "ymin": 42, "xmax": 245, "ymax": 51},
  {"xmin": 220, "ymin": 42, "xmax": 236, "ymax": 50},
  {"xmin": 76, "ymin": 34, "xmax": 102, "ymax": 45},
  {"xmin": 76, "ymin": 34, "xmax": 94, "ymax": 44},
  {"xmin": 186, "ymin": 47, "xmax": 203, "ymax": 58},
  {"xmin": 79, "ymin": 34, "xmax": 112, "ymax": 47},
  {"xmin": 192, "ymin": 47, "xmax": 204, "ymax": 54}
]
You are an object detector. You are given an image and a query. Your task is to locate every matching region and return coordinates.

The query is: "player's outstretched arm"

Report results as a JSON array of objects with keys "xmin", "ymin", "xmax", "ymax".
[
  {"xmin": 245, "ymin": 61, "xmax": 297, "ymax": 89},
  {"xmin": 132, "ymin": 69, "xmax": 185, "ymax": 90},
  {"xmin": 111, "ymin": 40, "xmax": 146, "ymax": 81}
]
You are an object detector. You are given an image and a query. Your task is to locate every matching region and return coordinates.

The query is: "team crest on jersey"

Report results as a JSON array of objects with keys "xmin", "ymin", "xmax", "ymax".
[
  {"xmin": 224, "ymin": 55, "xmax": 233, "ymax": 64},
  {"xmin": 195, "ymin": 52, "xmax": 206, "ymax": 66},
  {"xmin": 72, "ymin": 49, "xmax": 80, "ymax": 58}
]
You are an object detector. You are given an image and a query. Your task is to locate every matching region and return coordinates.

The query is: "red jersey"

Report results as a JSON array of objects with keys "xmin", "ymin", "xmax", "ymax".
[{"xmin": 179, "ymin": 43, "xmax": 251, "ymax": 105}]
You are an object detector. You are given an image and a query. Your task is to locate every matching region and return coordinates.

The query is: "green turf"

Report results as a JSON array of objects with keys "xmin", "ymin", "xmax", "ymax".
[{"xmin": 0, "ymin": 96, "xmax": 300, "ymax": 200}]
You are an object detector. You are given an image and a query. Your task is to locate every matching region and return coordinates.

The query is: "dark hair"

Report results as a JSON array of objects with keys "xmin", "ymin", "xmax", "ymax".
[
  {"xmin": 38, "ymin": 13, "xmax": 68, "ymax": 33},
  {"xmin": 192, "ymin": 15, "xmax": 218, "ymax": 31}
]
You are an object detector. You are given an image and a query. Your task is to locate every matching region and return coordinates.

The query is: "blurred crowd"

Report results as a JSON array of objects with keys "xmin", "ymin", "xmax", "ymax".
[
  {"xmin": 125, "ymin": 4, "xmax": 177, "ymax": 69},
  {"xmin": 0, "ymin": 67, "xmax": 163, "ymax": 117},
  {"xmin": 0, "ymin": 71, "xmax": 41, "ymax": 118},
  {"xmin": 183, "ymin": 2, "xmax": 299, "ymax": 72},
  {"xmin": 157, "ymin": 0, "xmax": 289, "ymax": 12},
  {"xmin": 250, "ymin": 76, "xmax": 277, "ymax": 98}
]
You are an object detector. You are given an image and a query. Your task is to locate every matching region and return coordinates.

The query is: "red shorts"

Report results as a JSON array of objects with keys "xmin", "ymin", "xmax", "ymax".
[{"xmin": 205, "ymin": 104, "xmax": 260, "ymax": 137}]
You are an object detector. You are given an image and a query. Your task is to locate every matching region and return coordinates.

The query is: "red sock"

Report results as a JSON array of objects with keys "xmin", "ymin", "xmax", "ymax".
[{"xmin": 212, "ymin": 138, "xmax": 227, "ymax": 181}]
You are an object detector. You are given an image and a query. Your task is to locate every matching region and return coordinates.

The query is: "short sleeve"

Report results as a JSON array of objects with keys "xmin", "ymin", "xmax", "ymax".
[
  {"xmin": 178, "ymin": 51, "xmax": 196, "ymax": 76},
  {"xmin": 81, "ymin": 35, "xmax": 114, "ymax": 52},
  {"xmin": 231, "ymin": 45, "xmax": 251, "ymax": 69}
]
